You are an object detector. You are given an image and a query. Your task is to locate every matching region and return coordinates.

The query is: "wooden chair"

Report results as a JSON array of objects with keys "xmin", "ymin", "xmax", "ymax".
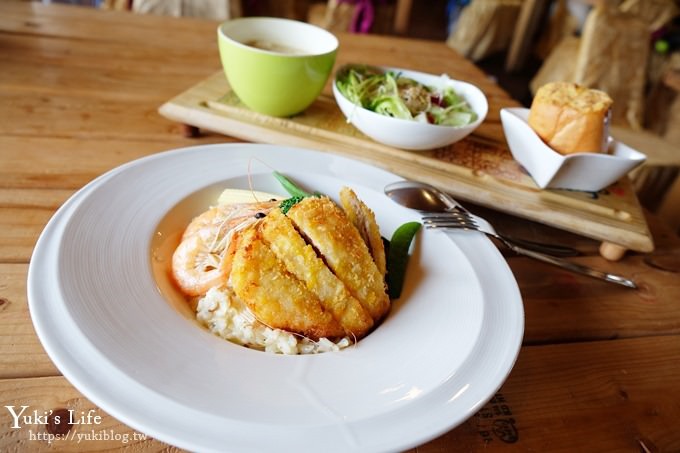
[
  {"xmin": 618, "ymin": 0, "xmax": 679, "ymax": 31},
  {"xmin": 572, "ymin": 4, "xmax": 650, "ymax": 129},
  {"xmin": 446, "ymin": 0, "xmax": 523, "ymax": 62},
  {"xmin": 125, "ymin": 0, "xmax": 240, "ymax": 20},
  {"xmin": 307, "ymin": 0, "xmax": 409, "ymax": 35},
  {"xmin": 531, "ymin": 0, "xmax": 678, "ymax": 129}
]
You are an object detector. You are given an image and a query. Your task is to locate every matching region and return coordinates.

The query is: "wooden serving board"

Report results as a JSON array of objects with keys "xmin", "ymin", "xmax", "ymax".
[{"xmin": 158, "ymin": 71, "xmax": 654, "ymax": 253}]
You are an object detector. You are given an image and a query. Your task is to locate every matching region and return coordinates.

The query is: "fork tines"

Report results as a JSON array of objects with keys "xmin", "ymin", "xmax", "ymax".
[{"xmin": 421, "ymin": 212, "xmax": 478, "ymax": 230}]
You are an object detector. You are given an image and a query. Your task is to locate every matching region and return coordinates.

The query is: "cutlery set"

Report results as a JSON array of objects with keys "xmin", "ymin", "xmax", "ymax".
[{"xmin": 384, "ymin": 181, "xmax": 638, "ymax": 289}]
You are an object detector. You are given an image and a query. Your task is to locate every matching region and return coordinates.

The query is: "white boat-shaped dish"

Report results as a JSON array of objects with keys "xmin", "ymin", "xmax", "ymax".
[{"xmin": 500, "ymin": 107, "xmax": 646, "ymax": 191}]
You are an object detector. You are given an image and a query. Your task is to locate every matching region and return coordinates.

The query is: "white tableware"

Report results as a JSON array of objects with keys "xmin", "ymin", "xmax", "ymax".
[
  {"xmin": 333, "ymin": 64, "xmax": 488, "ymax": 150},
  {"xmin": 28, "ymin": 144, "xmax": 523, "ymax": 453},
  {"xmin": 500, "ymin": 107, "xmax": 646, "ymax": 191}
]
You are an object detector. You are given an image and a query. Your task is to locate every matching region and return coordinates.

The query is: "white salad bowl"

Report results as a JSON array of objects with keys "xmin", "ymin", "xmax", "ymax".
[
  {"xmin": 333, "ymin": 64, "xmax": 488, "ymax": 150},
  {"xmin": 500, "ymin": 107, "xmax": 647, "ymax": 191}
]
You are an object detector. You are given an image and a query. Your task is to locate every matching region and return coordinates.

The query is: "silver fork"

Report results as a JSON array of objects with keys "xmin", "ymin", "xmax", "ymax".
[{"xmin": 422, "ymin": 211, "xmax": 638, "ymax": 289}]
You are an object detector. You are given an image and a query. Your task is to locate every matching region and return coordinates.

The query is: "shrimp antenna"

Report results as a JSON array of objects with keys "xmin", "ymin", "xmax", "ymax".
[{"xmin": 247, "ymin": 157, "xmax": 279, "ymax": 202}]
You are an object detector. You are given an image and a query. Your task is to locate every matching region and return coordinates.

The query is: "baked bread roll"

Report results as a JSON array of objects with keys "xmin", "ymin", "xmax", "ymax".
[{"xmin": 528, "ymin": 82, "xmax": 613, "ymax": 155}]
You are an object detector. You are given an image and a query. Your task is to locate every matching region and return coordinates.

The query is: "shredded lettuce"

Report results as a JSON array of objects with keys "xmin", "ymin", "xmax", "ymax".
[{"xmin": 336, "ymin": 66, "xmax": 477, "ymax": 127}]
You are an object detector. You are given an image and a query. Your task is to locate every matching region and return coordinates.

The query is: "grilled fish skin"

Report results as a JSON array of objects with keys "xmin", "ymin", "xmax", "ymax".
[
  {"xmin": 260, "ymin": 208, "xmax": 375, "ymax": 339},
  {"xmin": 287, "ymin": 196, "xmax": 390, "ymax": 322},
  {"xmin": 230, "ymin": 227, "xmax": 345, "ymax": 340}
]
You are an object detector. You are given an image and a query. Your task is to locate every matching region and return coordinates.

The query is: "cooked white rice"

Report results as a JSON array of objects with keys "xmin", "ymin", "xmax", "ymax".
[{"xmin": 196, "ymin": 287, "xmax": 351, "ymax": 354}]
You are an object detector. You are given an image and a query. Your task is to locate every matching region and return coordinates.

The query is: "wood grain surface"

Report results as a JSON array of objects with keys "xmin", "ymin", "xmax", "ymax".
[
  {"xmin": 1, "ymin": 2, "xmax": 679, "ymax": 452},
  {"xmin": 160, "ymin": 71, "xmax": 654, "ymax": 252}
]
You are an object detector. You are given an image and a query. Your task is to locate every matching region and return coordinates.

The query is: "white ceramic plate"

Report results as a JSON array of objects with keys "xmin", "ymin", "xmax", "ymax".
[
  {"xmin": 501, "ymin": 107, "xmax": 646, "ymax": 191},
  {"xmin": 28, "ymin": 144, "xmax": 523, "ymax": 453}
]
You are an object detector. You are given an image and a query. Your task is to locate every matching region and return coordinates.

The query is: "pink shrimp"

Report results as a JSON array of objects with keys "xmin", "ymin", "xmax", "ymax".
[
  {"xmin": 182, "ymin": 201, "xmax": 279, "ymax": 241},
  {"xmin": 171, "ymin": 200, "xmax": 279, "ymax": 297}
]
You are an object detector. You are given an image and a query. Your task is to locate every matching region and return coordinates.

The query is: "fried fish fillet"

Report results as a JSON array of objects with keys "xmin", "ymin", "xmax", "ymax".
[
  {"xmin": 260, "ymin": 208, "xmax": 375, "ymax": 338},
  {"xmin": 339, "ymin": 187, "xmax": 387, "ymax": 278},
  {"xmin": 287, "ymin": 196, "xmax": 390, "ymax": 322},
  {"xmin": 230, "ymin": 227, "xmax": 345, "ymax": 340}
]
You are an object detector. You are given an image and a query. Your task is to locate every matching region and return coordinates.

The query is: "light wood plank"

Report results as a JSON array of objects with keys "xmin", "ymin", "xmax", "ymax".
[
  {"xmin": 0, "ymin": 265, "xmax": 59, "ymax": 378},
  {"xmin": 0, "ymin": 208, "xmax": 55, "ymax": 264},
  {"xmin": 0, "ymin": 91, "xmax": 214, "ymax": 143},
  {"xmin": 0, "ymin": 189, "xmax": 73, "ymax": 262},
  {"xmin": 0, "ymin": 376, "xmax": 180, "ymax": 451},
  {"xmin": 0, "ymin": 2, "xmax": 216, "ymax": 49},
  {"xmin": 0, "ymin": 34, "xmax": 218, "ymax": 88},
  {"xmin": 414, "ymin": 335, "xmax": 680, "ymax": 452},
  {"xmin": 509, "ymin": 254, "xmax": 680, "ymax": 343},
  {"xmin": 0, "ymin": 136, "xmax": 230, "ymax": 191}
]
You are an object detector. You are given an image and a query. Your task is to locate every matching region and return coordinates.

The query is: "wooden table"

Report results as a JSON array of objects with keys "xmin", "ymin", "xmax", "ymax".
[{"xmin": 2, "ymin": 3, "xmax": 680, "ymax": 452}]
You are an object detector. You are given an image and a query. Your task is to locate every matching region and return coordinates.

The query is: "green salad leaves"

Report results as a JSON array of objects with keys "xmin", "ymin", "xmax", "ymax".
[{"xmin": 336, "ymin": 66, "xmax": 478, "ymax": 127}]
